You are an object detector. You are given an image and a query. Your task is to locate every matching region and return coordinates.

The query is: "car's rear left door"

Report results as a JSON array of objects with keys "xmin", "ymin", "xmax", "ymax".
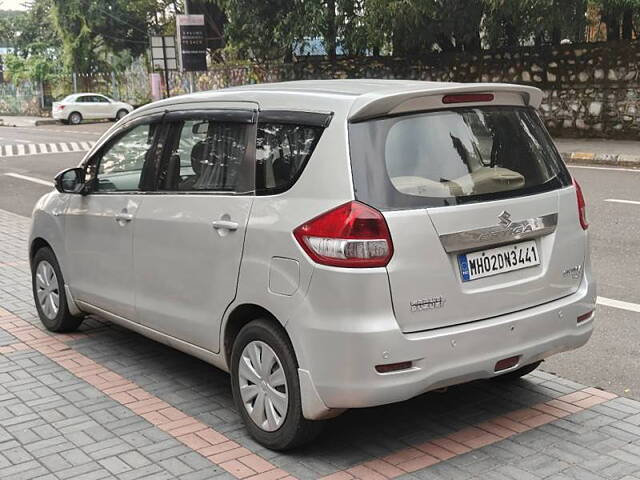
[{"xmin": 132, "ymin": 105, "xmax": 257, "ymax": 353}]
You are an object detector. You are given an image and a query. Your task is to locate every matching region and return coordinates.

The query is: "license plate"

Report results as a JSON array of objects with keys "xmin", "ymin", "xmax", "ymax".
[{"xmin": 458, "ymin": 241, "xmax": 540, "ymax": 282}]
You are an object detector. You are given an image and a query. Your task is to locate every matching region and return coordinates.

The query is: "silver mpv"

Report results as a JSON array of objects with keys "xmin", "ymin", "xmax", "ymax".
[{"xmin": 30, "ymin": 80, "xmax": 596, "ymax": 449}]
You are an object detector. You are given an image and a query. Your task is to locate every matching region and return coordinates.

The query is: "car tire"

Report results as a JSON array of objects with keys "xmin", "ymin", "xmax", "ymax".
[
  {"xmin": 230, "ymin": 319, "xmax": 324, "ymax": 450},
  {"xmin": 32, "ymin": 247, "xmax": 84, "ymax": 333},
  {"xmin": 115, "ymin": 109, "xmax": 128, "ymax": 121},
  {"xmin": 68, "ymin": 112, "xmax": 82, "ymax": 125},
  {"xmin": 492, "ymin": 361, "xmax": 542, "ymax": 382}
]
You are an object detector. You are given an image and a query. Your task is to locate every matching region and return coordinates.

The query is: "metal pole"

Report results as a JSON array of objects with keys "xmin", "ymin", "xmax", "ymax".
[
  {"xmin": 161, "ymin": 36, "xmax": 171, "ymax": 98},
  {"xmin": 72, "ymin": 72, "xmax": 77, "ymax": 93},
  {"xmin": 111, "ymin": 71, "xmax": 118, "ymax": 100},
  {"xmin": 184, "ymin": 0, "xmax": 196, "ymax": 93}
]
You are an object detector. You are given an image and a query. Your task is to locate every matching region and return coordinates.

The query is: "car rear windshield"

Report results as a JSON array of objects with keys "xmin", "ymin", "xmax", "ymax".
[{"xmin": 349, "ymin": 106, "xmax": 571, "ymax": 210}]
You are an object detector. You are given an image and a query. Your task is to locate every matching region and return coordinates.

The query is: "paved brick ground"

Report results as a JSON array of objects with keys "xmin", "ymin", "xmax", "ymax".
[{"xmin": 1, "ymin": 206, "xmax": 640, "ymax": 480}]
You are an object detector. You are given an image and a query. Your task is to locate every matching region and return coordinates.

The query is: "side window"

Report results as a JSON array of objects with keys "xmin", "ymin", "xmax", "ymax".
[
  {"xmin": 92, "ymin": 124, "xmax": 157, "ymax": 192},
  {"xmin": 256, "ymin": 123, "xmax": 323, "ymax": 194},
  {"xmin": 76, "ymin": 96, "xmax": 89, "ymax": 103},
  {"xmin": 95, "ymin": 96, "xmax": 110, "ymax": 103},
  {"xmin": 158, "ymin": 119, "xmax": 251, "ymax": 192}
]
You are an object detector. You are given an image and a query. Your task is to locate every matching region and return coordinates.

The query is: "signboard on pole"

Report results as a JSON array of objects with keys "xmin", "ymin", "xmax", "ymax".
[
  {"xmin": 177, "ymin": 14, "xmax": 207, "ymax": 72},
  {"xmin": 150, "ymin": 35, "xmax": 178, "ymax": 71},
  {"xmin": 149, "ymin": 35, "xmax": 177, "ymax": 98}
]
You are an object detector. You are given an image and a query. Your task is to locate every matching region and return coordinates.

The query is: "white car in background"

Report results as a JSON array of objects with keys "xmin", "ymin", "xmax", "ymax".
[{"xmin": 52, "ymin": 93, "xmax": 133, "ymax": 125}]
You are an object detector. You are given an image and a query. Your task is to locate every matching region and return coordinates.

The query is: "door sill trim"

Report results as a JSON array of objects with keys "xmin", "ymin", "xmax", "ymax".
[{"xmin": 75, "ymin": 300, "xmax": 228, "ymax": 372}]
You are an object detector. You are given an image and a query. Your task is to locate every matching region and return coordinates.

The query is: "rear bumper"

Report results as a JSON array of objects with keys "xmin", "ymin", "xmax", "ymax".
[{"xmin": 290, "ymin": 270, "xmax": 596, "ymax": 417}]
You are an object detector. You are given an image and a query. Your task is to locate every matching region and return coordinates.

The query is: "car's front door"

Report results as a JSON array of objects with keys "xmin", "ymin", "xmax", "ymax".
[
  {"xmin": 133, "ymin": 107, "xmax": 257, "ymax": 353},
  {"xmin": 64, "ymin": 118, "xmax": 163, "ymax": 320},
  {"xmin": 92, "ymin": 95, "xmax": 115, "ymax": 119}
]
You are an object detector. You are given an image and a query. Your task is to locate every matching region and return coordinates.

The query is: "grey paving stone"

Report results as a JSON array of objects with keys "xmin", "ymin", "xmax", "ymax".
[{"xmin": 99, "ymin": 456, "xmax": 133, "ymax": 475}]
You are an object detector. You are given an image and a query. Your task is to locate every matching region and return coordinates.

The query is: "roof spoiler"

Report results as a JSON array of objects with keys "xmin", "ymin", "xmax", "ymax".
[{"xmin": 348, "ymin": 83, "xmax": 544, "ymax": 122}]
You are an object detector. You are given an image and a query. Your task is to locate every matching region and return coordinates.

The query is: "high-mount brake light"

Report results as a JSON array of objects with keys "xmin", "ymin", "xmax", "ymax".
[
  {"xmin": 573, "ymin": 178, "xmax": 589, "ymax": 230},
  {"xmin": 293, "ymin": 201, "xmax": 394, "ymax": 268},
  {"xmin": 442, "ymin": 93, "xmax": 495, "ymax": 104}
]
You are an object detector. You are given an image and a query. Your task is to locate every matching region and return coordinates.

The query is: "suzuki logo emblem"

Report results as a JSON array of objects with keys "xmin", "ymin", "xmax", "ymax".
[{"xmin": 498, "ymin": 210, "xmax": 512, "ymax": 227}]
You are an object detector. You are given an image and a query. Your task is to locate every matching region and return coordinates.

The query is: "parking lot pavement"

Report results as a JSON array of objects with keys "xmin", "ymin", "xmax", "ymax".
[{"xmin": 2, "ymin": 212, "xmax": 640, "ymax": 479}]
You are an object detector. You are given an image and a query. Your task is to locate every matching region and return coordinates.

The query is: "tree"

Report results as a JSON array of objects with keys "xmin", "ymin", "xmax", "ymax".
[
  {"xmin": 596, "ymin": 0, "xmax": 640, "ymax": 40},
  {"xmin": 224, "ymin": 0, "xmax": 323, "ymax": 61},
  {"xmin": 482, "ymin": 0, "xmax": 588, "ymax": 48},
  {"xmin": 50, "ymin": 0, "xmax": 177, "ymax": 73}
]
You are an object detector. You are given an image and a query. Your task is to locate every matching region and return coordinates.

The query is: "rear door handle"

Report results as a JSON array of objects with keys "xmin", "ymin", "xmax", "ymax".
[
  {"xmin": 212, "ymin": 220, "xmax": 239, "ymax": 231},
  {"xmin": 115, "ymin": 212, "xmax": 134, "ymax": 223}
]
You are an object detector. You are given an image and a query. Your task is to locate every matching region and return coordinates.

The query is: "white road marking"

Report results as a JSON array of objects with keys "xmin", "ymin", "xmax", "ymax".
[
  {"xmin": 598, "ymin": 297, "xmax": 640, "ymax": 314},
  {"xmin": 3, "ymin": 173, "xmax": 53, "ymax": 187},
  {"xmin": 568, "ymin": 165, "xmax": 640, "ymax": 173},
  {"xmin": 605, "ymin": 199, "xmax": 640, "ymax": 206},
  {"xmin": 0, "ymin": 141, "xmax": 95, "ymax": 157}
]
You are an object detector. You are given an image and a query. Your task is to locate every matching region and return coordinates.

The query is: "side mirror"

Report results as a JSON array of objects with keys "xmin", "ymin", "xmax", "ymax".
[{"xmin": 54, "ymin": 167, "xmax": 85, "ymax": 194}]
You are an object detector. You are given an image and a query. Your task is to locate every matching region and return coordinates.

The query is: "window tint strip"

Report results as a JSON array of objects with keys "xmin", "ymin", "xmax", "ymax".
[
  {"xmin": 164, "ymin": 109, "xmax": 256, "ymax": 124},
  {"xmin": 259, "ymin": 110, "xmax": 333, "ymax": 128}
]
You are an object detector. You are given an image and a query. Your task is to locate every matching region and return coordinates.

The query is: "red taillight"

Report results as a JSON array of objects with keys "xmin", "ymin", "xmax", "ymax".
[
  {"xmin": 293, "ymin": 201, "xmax": 394, "ymax": 268},
  {"xmin": 57, "ymin": 105, "xmax": 65, "ymax": 110},
  {"xmin": 442, "ymin": 93, "xmax": 494, "ymax": 104},
  {"xmin": 574, "ymin": 179, "xmax": 588, "ymax": 230}
]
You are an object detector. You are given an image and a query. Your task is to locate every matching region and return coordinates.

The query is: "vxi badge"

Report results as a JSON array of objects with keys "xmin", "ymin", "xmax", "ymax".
[{"xmin": 410, "ymin": 296, "xmax": 446, "ymax": 312}]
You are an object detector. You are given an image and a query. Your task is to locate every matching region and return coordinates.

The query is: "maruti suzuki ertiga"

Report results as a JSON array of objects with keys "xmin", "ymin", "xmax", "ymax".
[{"xmin": 30, "ymin": 80, "xmax": 595, "ymax": 450}]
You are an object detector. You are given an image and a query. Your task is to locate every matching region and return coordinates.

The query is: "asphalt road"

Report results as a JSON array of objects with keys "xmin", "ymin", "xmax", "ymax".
[
  {"xmin": 0, "ymin": 125, "xmax": 638, "ymax": 399},
  {"xmin": 0, "ymin": 122, "xmax": 110, "ymax": 146}
]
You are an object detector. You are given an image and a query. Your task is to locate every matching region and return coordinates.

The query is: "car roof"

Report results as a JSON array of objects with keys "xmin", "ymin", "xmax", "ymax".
[
  {"xmin": 224, "ymin": 79, "xmax": 453, "ymax": 96},
  {"xmin": 131, "ymin": 79, "xmax": 543, "ymax": 122}
]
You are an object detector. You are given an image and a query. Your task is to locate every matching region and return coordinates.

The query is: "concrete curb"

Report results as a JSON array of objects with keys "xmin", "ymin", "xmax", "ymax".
[
  {"xmin": 561, "ymin": 151, "xmax": 640, "ymax": 168},
  {"xmin": 0, "ymin": 118, "xmax": 59, "ymax": 127}
]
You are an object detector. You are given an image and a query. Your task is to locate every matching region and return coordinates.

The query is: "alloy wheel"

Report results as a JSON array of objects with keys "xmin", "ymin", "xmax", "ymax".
[
  {"xmin": 238, "ymin": 340, "xmax": 289, "ymax": 432},
  {"xmin": 35, "ymin": 260, "xmax": 60, "ymax": 320}
]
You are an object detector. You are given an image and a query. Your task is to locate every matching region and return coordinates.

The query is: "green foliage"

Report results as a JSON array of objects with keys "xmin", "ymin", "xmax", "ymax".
[
  {"xmin": 3, "ymin": 0, "xmax": 640, "ymax": 80},
  {"xmin": 3, "ymin": 53, "xmax": 58, "ymax": 83}
]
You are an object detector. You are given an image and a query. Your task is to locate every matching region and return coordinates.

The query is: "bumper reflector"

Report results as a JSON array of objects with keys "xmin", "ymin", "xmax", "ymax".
[
  {"xmin": 577, "ymin": 311, "xmax": 594, "ymax": 324},
  {"xmin": 494, "ymin": 356, "xmax": 520, "ymax": 372},
  {"xmin": 375, "ymin": 361, "xmax": 412, "ymax": 374}
]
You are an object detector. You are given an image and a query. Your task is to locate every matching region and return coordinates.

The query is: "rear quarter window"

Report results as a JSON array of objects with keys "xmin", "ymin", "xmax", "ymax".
[
  {"xmin": 349, "ymin": 106, "xmax": 571, "ymax": 210},
  {"xmin": 255, "ymin": 123, "xmax": 324, "ymax": 195}
]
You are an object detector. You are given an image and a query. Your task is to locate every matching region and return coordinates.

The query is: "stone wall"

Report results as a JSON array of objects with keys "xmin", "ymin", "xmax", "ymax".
[
  {"xmin": 285, "ymin": 41, "xmax": 640, "ymax": 139},
  {"xmin": 169, "ymin": 40, "xmax": 640, "ymax": 139}
]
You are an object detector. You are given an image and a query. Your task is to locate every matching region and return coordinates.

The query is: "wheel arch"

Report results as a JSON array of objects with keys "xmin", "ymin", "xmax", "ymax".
[
  {"xmin": 68, "ymin": 111, "xmax": 82, "ymax": 122},
  {"xmin": 30, "ymin": 237, "xmax": 53, "ymax": 263},
  {"xmin": 223, "ymin": 303, "xmax": 290, "ymax": 368}
]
